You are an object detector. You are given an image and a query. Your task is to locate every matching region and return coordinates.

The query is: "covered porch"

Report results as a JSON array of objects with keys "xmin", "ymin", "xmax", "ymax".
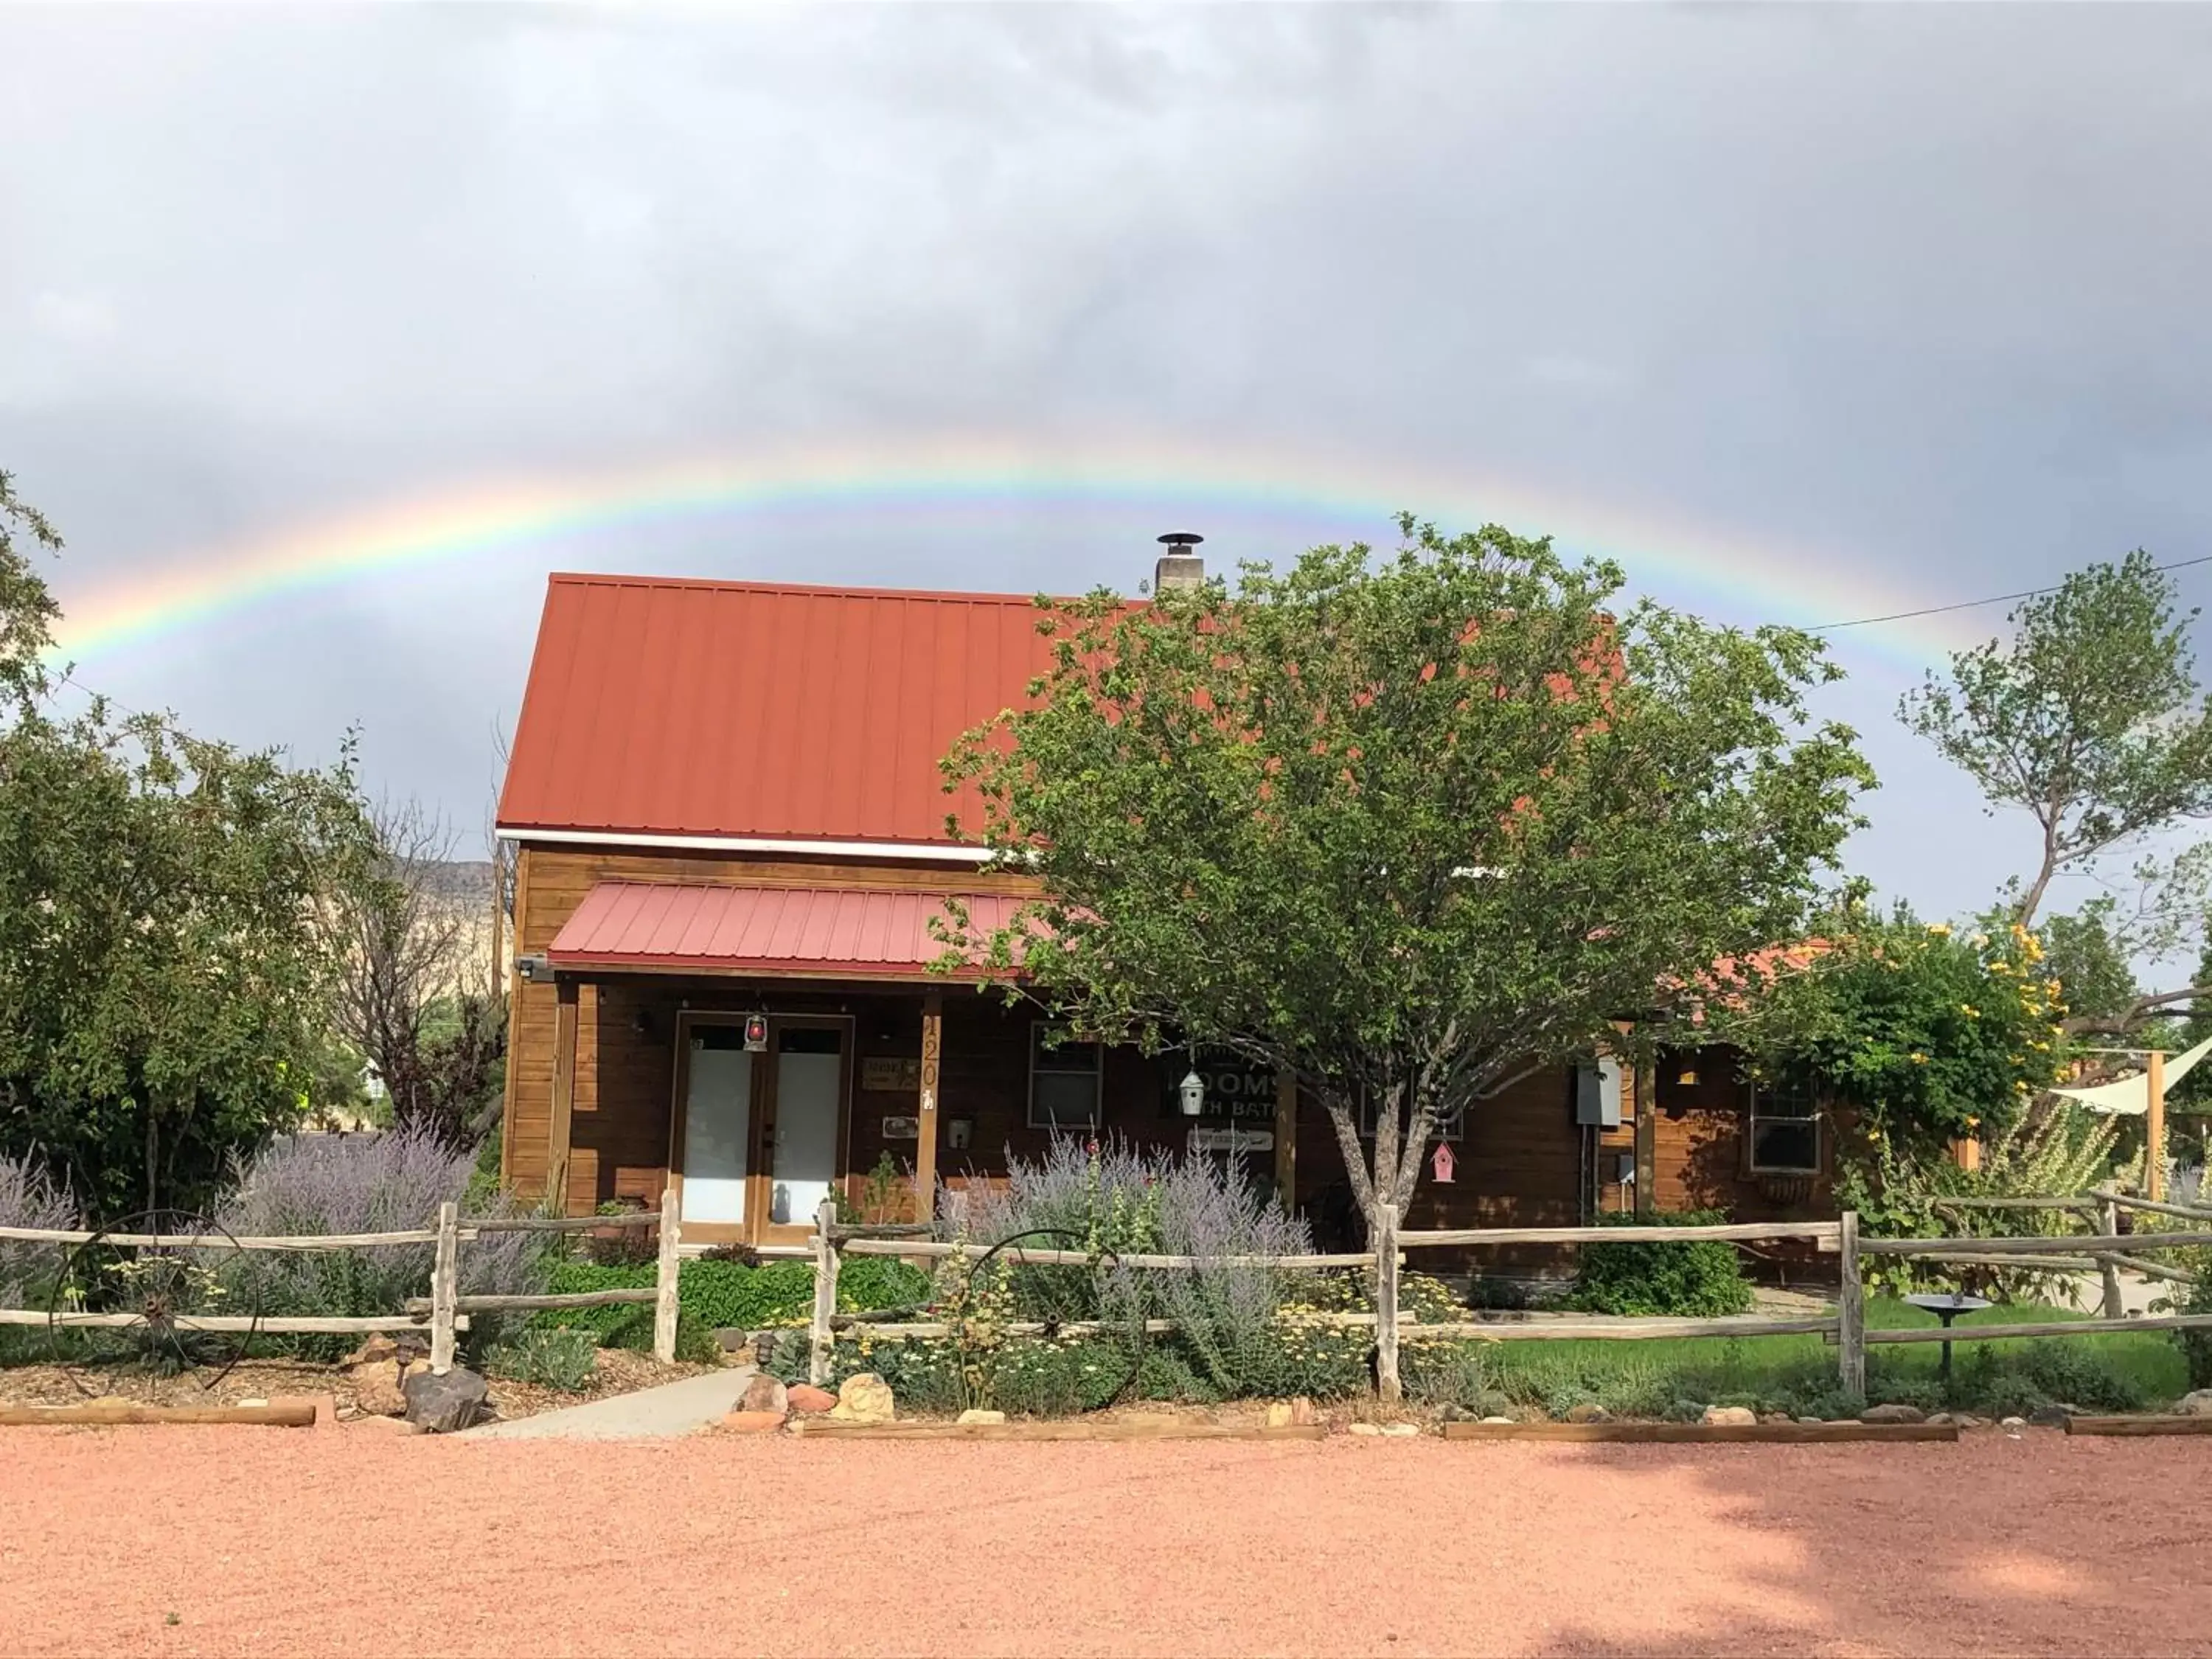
[{"xmin": 530, "ymin": 880, "xmax": 1301, "ymax": 1245}]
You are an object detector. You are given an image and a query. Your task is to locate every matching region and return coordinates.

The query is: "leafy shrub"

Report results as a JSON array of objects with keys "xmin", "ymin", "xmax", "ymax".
[
  {"xmin": 536, "ymin": 1256, "xmax": 929, "ymax": 1351},
  {"xmin": 488, "ymin": 1326, "xmax": 599, "ymax": 1391},
  {"xmin": 1567, "ymin": 1210, "xmax": 1753, "ymax": 1317},
  {"xmin": 950, "ymin": 1134, "xmax": 1319, "ymax": 1397},
  {"xmin": 215, "ymin": 1127, "xmax": 552, "ymax": 1360}
]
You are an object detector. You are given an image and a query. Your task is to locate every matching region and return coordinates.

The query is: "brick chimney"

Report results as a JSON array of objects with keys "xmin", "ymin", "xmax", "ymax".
[{"xmin": 1154, "ymin": 532, "xmax": 1205, "ymax": 594}]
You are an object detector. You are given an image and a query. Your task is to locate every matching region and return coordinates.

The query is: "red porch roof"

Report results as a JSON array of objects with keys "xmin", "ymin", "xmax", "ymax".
[
  {"xmin": 545, "ymin": 880, "xmax": 1029, "ymax": 978},
  {"xmin": 497, "ymin": 575, "xmax": 1061, "ymax": 847}
]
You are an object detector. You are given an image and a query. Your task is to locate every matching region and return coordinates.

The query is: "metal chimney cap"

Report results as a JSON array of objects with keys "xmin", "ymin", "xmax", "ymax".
[{"xmin": 1156, "ymin": 532, "xmax": 1205, "ymax": 549}]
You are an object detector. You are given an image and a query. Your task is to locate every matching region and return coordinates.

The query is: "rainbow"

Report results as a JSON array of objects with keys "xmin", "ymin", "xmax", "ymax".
[{"xmin": 46, "ymin": 431, "xmax": 1981, "ymax": 671}]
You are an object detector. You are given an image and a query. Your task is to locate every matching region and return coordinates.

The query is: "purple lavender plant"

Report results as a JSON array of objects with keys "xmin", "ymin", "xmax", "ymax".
[{"xmin": 0, "ymin": 1149, "xmax": 79, "ymax": 1315}]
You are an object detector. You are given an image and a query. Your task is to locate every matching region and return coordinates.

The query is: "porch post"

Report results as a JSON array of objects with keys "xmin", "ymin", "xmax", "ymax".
[
  {"xmin": 914, "ymin": 993, "xmax": 942, "ymax": 1223},
  {"xmin": 1273, "ymin": 1069, "xmax": 1298, "ymax": 1215},
  {"xmin": 1633, "ymin": 1056, "xmax": 1657, "ymax": 1218},
  {"xmin": 546, "ymin": 978, "xmax": 580, "ymax": 1215}
]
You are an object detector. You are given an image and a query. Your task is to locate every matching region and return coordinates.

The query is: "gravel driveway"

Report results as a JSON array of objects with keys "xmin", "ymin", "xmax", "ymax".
[{"xmin": 1, "ymin": 1429, "xmax": 2203, "ymax": 1657}]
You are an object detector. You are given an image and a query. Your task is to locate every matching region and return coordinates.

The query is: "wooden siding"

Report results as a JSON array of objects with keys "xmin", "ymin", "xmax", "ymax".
[{"xmin": 1651, "ymin": 1045, "xmax": 1840, "ymax": 1225}]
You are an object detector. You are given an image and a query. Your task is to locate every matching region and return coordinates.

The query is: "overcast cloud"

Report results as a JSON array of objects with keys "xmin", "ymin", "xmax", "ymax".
[{"xmin": 3, "ymin": 4, "xmax": 2208, "ymax": 937}]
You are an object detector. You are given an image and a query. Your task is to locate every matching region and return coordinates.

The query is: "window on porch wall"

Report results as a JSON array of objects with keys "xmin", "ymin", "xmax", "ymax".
[
  {"xmin": 1029, "ymin": 1023, "xmax": 1102, "ymax": 1130},
  {"xmin": 1745, "ymin": 1082, "xmax": 1820, "ymax": 1175}
]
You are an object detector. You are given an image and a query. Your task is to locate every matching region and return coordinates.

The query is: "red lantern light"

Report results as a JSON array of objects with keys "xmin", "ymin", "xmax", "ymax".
[{"xmin": 743, "ymin": 1014, "xmax": 768, "ymax": 1051}]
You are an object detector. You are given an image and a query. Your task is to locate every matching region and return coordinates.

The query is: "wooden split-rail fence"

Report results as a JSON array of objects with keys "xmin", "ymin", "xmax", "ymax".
[
  {"xmin": 803, "ymin": 1192, "xmax": 2212, "ymax": 1395},
  {"xmin": 0, "ymin": 1184, "xmax": 689, "ymax": 1373}
]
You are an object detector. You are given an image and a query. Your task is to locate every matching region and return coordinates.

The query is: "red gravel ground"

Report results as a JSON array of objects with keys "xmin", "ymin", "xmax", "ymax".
[{"xmin": 1, "ymin": 1429, "xmax": 2205, "ymax": 1658}]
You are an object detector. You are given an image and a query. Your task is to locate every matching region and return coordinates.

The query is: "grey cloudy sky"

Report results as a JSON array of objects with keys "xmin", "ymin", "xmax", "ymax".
[{"xmin": 2, "ymin": 4, "xmax": 2208, "ymax": 942}]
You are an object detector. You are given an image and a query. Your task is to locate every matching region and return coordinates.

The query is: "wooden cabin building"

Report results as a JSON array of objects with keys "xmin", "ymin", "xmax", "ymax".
[{"xmin": 495, "ymin": 554, "xmax": 1840, "ymax": 1252}]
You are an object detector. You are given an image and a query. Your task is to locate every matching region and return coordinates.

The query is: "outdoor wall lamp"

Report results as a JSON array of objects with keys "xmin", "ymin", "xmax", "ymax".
[{"xmin": 1179, "ymin": 1069, "xmax": 1206, "ymax": 1116}]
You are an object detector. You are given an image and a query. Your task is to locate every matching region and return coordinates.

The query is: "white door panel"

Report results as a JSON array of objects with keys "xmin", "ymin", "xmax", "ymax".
[{"xmin": 681, "ymin": 1043, "xmax": 752, "ymax": 1225}]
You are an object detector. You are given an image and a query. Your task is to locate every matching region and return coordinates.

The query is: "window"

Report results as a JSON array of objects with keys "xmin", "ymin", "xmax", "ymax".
[
  {"xmin": 1746, "ymin": 1085, "xmax": 1820, "ymax": 1175},
  {"xmin": 1029, "ymin": 1023, "xmax": 1102, "ymax": 1130}
]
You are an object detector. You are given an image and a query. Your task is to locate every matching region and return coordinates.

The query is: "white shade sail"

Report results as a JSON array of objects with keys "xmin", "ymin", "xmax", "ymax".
[{"xmin": 2048, "ymin": 1034, "xmax": 2212, "ymax": 1115}]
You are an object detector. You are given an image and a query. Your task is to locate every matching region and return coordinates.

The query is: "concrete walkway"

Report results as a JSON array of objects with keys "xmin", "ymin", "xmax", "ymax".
[{"xmin": 467, "ymin": 1366, "xmax": 754, "ymax": 1441}]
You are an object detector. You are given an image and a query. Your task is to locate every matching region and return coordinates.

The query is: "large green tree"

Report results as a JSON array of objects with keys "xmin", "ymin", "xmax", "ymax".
[
  {"xmin": 943, "ymin": 518, "xmax": 1872, "ymax": 1395},
  {"xmin": 1902, "ymin": 552, "xmax": 2212, "ymax": 1034},
  {"xmin": 0, "ymin": 471, "xmax": 377, "ymax": 1216}
]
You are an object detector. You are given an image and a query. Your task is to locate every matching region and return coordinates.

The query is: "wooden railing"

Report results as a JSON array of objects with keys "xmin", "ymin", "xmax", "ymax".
[{"xmin": 0, "ymin": 1184, "xmax": 686, "ymax": 1371}]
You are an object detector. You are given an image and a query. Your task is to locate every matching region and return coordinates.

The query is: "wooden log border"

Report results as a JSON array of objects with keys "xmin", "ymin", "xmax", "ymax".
[
  {"xmin": 786, "ymin": 1418, "xmax": 1331, "ymax": 1441},
  {"xmin": 0, "ymin": 1402, "xmax": 318, "ymax": 1427},
  {"xmin": 2064, "ymin": 1414, "xmax": 2212, "ymax": 1437},
  {"xmin": 1441, "ymin": 1419, "xmax": 1960, "ymax": 1444}
]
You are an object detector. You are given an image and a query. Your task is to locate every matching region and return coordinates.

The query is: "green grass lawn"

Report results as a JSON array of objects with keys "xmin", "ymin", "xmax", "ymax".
[{"xmin": 1463, "ymin": 1297, "xmax": 2189, "ymax": 1416}]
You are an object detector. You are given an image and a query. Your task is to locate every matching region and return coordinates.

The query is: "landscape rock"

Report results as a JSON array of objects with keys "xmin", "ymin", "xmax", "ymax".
[
  {"xmin": 1701, "ymin": 1406, "xmax": 1757, "ymax": 1426},
  {"xmin": 740, "ymin": 1374, "xmax": 789, "ymax": 1416},
  {"xmin": 1796, "ymin": 1416, "xmax": 1826, "ymax": 1426},
  {"xmin": 1759, "ymin": 1411, "xmax": 1793, "ymax": 1426},
  {"xmin": 1435, "ymin": 1403, "xmax": 1470, "ymax": 1423},
  {"xmin": 1563, "ymin": 1402, "xmax": 1611, "ymax": 1425},
  {"xmin": 1379, "ymin": 1422, "xmax": 1420, "ymax": 1437},
  {"xmin": 827, "ymin": 1372, "xmax": 895, "ymax": 1424},
  {"xmin": 341, "ymin": 1335, "xmax": 399, "ymax": 1368},
  {"xmin": 1265, "ymin": 1402, "xmax": 1294, "ymax": 1429},
  {"xmin": 1925, "ymin": 1413, "xmax": 1955, "ymax": 1427},
  {"xmin": 719, "ymin": 1410, "xmax": 787, "ymax": 1433},
  {"xmin": 344, "ymin": 1413, "xmax": 422, "ymax": 1436},
  {"xmin": 2000, "ymin": 1416, "xmax": 2028, "ymax": 1433},
  {"xmin": 1859, "ymin": 1403, "xmax": 1925, "ymax": 1425},
  {"xmin": 786, "ymin": 1384, "xmax": 837, "ymax": 1414},
  {"xmin": 2175, "ymin": 1389, "xmax": 2212, "ymax": 1417},
  {"xmin": 2028, "ymin": 1403, "xmax": 2074, "ymax": 1427},
  {"xmin": 402, "ymin": 1366, "xmax": 490, "ymax": 1434},
  {"xmin": 1288, "ymin": 1397, "xmax": 1318, "ymax": 1426},
  {"xmin": 346, "ymin": 1361, "xmax": 408, "ymax": 1417},
  {"xmin": 1478, "ymin": 1416, "xmax": 1515, "ymax": 1425},
  {"xmin": 713, "ymin": 1327, "xmax": 753, "ymax": 1353},
  {"xmin": 956, "ymin": 1408, "xmax": 1006, "ymax": 1425},
  {"xmin": 1348, "ymin": 1422, "xmax": 1383, "ymax": 1436}
]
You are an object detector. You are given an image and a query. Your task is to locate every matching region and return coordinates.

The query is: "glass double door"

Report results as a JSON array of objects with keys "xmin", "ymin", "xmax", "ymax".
[{"xmin": 677, "ymin": 1016, "xmax": 848, "ymax": 1242}]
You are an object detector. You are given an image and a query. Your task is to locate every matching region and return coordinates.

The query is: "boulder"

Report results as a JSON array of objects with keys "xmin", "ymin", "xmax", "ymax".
[
  {"xmin": 1759, "ymin": 1411, "xmax": 1793, "ymax": 1426},
  {"xmin": 1859, "ymin": 1403, "xmax": 1925, "ymax": 1425},
  {"xmin": 1289, "ymin": 1397, "xmax": 1318, "ymax": 1426},
  {"xmin": 1702, "ymin": 1406, "xmax": 1757, "ymax": 1427},
  {"xmin": 720, "ymin": 1411, "xmax": 787, "ymax": 1434},
  {"xmin": 1796, "ymin": 1416, "xmax": 1826, "ymax": 1426},
  {"xmin": 713, "ymin": 1327, "xmax": 754, "ymax": 1354},
  {"xmin": 1435, "ymin": 1403, "xmax": 1471, "ymax": 1423},
  {"xmin": 1265, "ymin": 1402, "xmax": 1294, "ymax": 1429},
  {"xmin": 1924, "ymin": 1413, "xmax": 1955, "ymax": 1427},
  {"xmin": 786, "ymin": 1384, "xmax": 838, "ymax": 1415},
  {"xmin": 1348, "ymin": 1422, "xmax": 1382, "ymax": 1436},
  {"xmin": 2175, "ymin": 1389, "xmax": 2212, "ymax": 1417},
  {"xmin": 1999, "ymin": 1415, "xmax": 2028, "ymax": 1433},
  {"xmin": 956, "ymin": 1408, "xmax": 1006, "ymax": 1425},
  {"xmin": 740, "ymin": 1374, "xmax": 789, "ymax": 1416},
  {"xmin": 1563, "ymin": 1402, "xmax": 1611, "ymax": 1425},
  {"xmin": 402, "ymin": 1366, "xmax": 490, "ymax": 1435},
  {"xmin": 827, "ymin": 1372, "xmax": 895, "ymax": 1425},
  {"xmin": 2028, "ymin": 1403, "xmax": 2074, "ymax": 1428},
  {"xmin": 346, "ymin": 1361, "xmax": 408, "ymax": 1418},
  {"xmin": 1478, "ymin": 1416, "xmax": 1515, "ymax": 1425},
  {"xmin": 1379, "ymin": 1422, "xmax": 1420, "ymax": 1437}
]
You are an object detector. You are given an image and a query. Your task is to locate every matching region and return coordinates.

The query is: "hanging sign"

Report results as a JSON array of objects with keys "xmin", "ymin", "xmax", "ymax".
[
  {"xmin": 1430, "ymin": 1142, "xmax": 1456, "ymax": 1184},
  {"xmin": 880, "ymin": 1116, "xmax": 919, "ymax": 1141},
  {"xmin": 1189, "ymin": 1126, "xmax": 1273, "ymax": 1155}
]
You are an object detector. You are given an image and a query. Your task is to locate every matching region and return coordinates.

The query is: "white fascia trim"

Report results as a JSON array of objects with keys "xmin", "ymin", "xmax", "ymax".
[{"xmin": 495, "ymin": 826, "xmax": 996, "ymax": 863}]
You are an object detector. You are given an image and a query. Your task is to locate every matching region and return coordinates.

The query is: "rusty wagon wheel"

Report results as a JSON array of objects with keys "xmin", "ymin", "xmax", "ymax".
[
  {"xmin": 951, "ymin": 1228, "xmax": 1147, "ymax": 1416},
  {"xmin": 46, "ymin": 1211, "xmax": 263, "ymax": 1397}
]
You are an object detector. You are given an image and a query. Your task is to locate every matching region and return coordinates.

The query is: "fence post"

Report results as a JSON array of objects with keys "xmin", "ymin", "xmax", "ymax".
[
  {"xmin": 2098, "ymin": 1197, "xmax": 2126, "ymax": 1320},
  {"xmin": 1837, "ymin": 1209, "xmax": 1865, "ymax": 1399},
  {"xmin": 653, "ymin": 1182, "xmax": 682, "ymax": 1364},
  {"xmin": 430, "ymin": 1200, "xmax": 459, "ymax": 1375},
  {"xmin": 809, "ymin": 1197, "xmax": 841, "ymax": 1388},
  {"xmin": 1374, "ymin": 1199, "xmax": 1402, "ymax": 1403}
]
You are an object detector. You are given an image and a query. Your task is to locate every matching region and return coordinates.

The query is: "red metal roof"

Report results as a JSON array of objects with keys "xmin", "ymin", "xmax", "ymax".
[
  {"xmin": 545, "ymin": 880, "xmax": 1029, "ymax": 978},
  {"xmin": 498, "ymin": 574, "xmax": 1061, "ymax": 846}
]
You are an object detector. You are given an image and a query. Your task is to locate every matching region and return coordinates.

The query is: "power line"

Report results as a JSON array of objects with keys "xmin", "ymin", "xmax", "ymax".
[{"xmin": 1809, "ymin": 553, "xmax": 2212, "ymax": 634}]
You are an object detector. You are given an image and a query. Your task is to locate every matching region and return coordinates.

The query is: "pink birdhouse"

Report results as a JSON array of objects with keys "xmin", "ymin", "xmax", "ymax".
[{"xmin": 1430, "ymin": 1142, "xmax": 1456, "ymax": 1184}]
